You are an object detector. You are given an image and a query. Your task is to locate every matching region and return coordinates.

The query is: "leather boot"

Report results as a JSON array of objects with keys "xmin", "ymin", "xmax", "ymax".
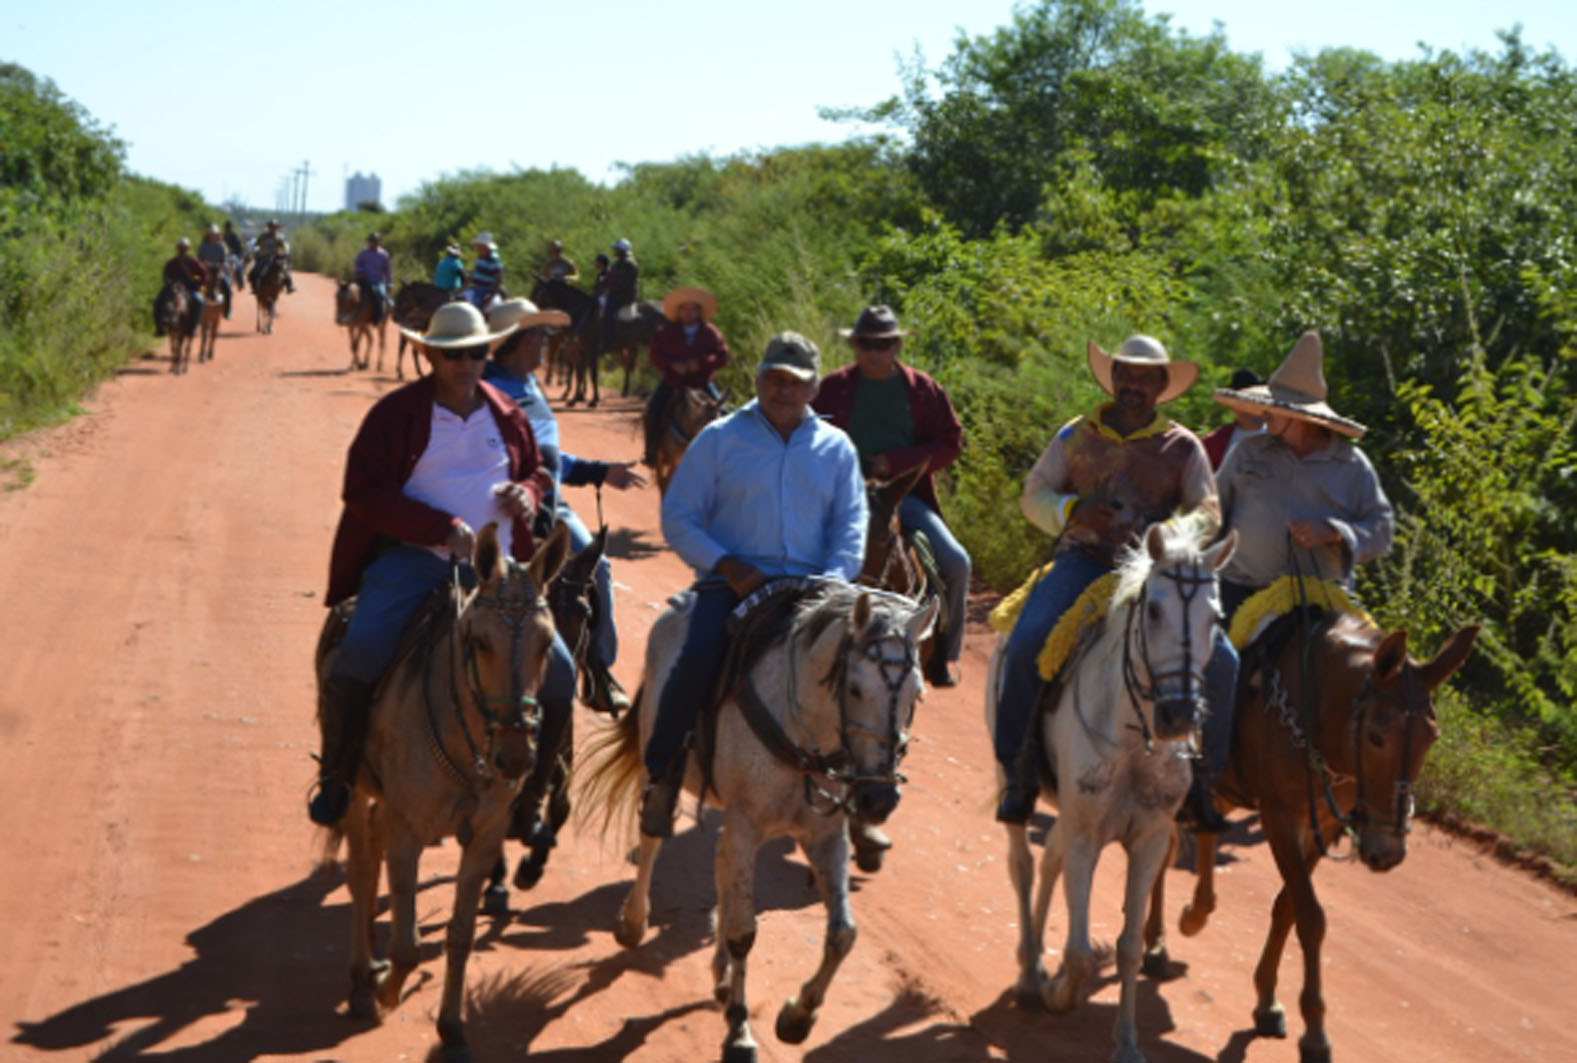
[
  {"xmin": 586, "ymin": 659, "xmax": 631, "ymax": 715},
  {"xmin": 639, "ymin": 777, "xmax": 680, "ymax": 839},
  {"xmin": 307, "ymin": 676, "xmax": 374, "ymax": 826},
  {"xmin": 995, "ymin": 745, "xmax": 1040, "ymax": 824},
  {"xmin": 1178, "ymin": 761, "xmax": 1228, "ymax": 834}
]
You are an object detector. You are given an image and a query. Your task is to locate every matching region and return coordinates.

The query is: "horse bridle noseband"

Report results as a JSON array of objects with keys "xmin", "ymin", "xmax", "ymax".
[{"xmin": 1118, "ymin": 560, "xmax": 1218, "ymax": 752}]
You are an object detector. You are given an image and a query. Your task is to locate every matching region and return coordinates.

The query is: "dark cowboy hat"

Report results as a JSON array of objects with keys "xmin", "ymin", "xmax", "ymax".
[{"xmin": 838, "ymin": 304, "xmax": 907, "ymax": 340}]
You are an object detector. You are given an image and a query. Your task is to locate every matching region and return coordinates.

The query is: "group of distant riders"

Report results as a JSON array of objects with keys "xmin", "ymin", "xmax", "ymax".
[
  {"xmin": 302, "ymin": 222, "xmax": 1393, "ymax": 870},
  {"xmin": 154, "ymin": 218, "xmax": 295, "ymax": 338}
]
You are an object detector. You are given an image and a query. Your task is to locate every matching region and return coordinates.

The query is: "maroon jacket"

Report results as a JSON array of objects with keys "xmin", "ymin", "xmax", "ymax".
[
  {"xmin": 812, "ymin": 361, "xmax": 963, "ymax": 514},
  {"xmin": 326, "ymin": 376, "xmax": 545, "ymax": 606},
  {"xmin": 163, "ymin": 254, "xmax": 209, "ymax": 287},
  {"xmin": 649, "ymin": 320, "xmax": 730, "ymax": 388}
]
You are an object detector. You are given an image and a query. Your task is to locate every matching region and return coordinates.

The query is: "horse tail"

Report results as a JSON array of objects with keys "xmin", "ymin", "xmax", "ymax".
[{"xmin": 572, "ymin": 685, "xmax": 645, "ymax": 840}]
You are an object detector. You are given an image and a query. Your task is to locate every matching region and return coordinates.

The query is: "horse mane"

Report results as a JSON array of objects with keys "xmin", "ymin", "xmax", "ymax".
[{"xmin": 1110, "ymin": 513, "xmax": 1215, "ymax": 606}]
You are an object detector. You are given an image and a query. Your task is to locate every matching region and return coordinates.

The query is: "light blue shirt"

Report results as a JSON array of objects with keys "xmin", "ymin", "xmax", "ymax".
[{"xmin": 662, "ymin": 399, "xmax": 867, "ymax": 580}]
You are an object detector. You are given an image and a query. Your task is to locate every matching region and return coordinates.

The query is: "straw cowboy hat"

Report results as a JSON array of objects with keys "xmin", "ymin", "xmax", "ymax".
[
  {"xmin": 838, "ymin": 304, "xmax": 908, "ymax": 340},
  {"xmin": 661, "ymin": 285, "xmax": 718, "ymax": 321},
  {"xmin": 472, "ymin": 231, "xmax": 497, "ymax": 250},
  {"xmin": 1086, "ymin": 334, "xmax": 1198, "ymax": 405},
  {"xmin": 398, "ymin": 302, "xmax": 518, "ymax": 349},
  {"xmin": 1214, "ymin": 331, "xmax": 1366, "ymax": 438},
  {"xmin": 487, "ymin": 297, "xmax": 571, "ymax": 333}
]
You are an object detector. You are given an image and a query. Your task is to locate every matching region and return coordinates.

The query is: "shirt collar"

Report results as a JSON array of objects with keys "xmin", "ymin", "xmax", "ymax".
[{"xmin": 1087, "ymin": 401, "xmax": 1169, "ymax": 441}]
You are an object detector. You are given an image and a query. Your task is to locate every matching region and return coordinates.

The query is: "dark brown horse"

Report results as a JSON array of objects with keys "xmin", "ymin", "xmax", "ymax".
[
  {"xmin": 860, "ymin": 466, "xmax": 952, "ymax": 687},
  {"xmin": 155, "ymin": 282, "xmax": 192, "ymax": 373},
  {"xmin": 1161, "ymin": 608, "xmax": 1478, "ymax": 1063},
  {"xmin": 333, "ymin": 280, "xmax": 386, "ymax": 371},
  {"xmin": 391, "ymin": 280, "xmax": 462, "ymax": 379},
  {"xmin": 606, "ymin": 300, "xmax": 666, "ymax": 396},
  {"xmin": 530, "ymin": 278, "xmax": 604, "ymax": 406},
  {"xmin": 254, "ymin": 258, "xmax": 285, "ymax": 334}
]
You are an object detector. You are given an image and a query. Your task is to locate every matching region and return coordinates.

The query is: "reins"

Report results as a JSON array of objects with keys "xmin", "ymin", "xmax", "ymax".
[{"xmin": 1116, "ymin": 559, "xmax": 1217, "ymax": 753}]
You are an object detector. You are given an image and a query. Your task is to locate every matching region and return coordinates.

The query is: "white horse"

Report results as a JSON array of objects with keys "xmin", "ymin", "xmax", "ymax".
[
  {"xmin": 985, "ymin": 521, "xmax": 1235, "ymax": 1063},
  {"xmin": 578, "ymin": 581, "xmax": 937, "ymax": 1063}
]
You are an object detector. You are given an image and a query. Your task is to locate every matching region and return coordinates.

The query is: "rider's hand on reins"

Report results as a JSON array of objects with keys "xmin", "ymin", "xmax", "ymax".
[
  {"xmin": 717, "ymin": 556, "xmax": 768, "ymax": 598},
  {"xmin": 1071, "ymin": 496, "xmax": 1123, "ymax": 535},
  {"xmin": 1287, "ymin": 518, "xmax": 1339, "ymax": 548},
  {"xmin": 605, "ymin": 461, "xmax": 647, "ymax": 490}
]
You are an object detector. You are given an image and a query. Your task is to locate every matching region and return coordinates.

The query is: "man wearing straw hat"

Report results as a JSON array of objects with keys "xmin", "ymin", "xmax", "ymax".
[
  {"xmin": 434, "ymin": 242, "xmax": 467, "ymax": 291},
  {"xmin": 643, "ymin": 285, "xmax": 730, "ymax": 466},
  {"xmin": 307, "ymin": 302, "xmax": 576, "ymax": 827},
  {"xmin": 1212, "ymin": 331, "xmax": 1394, "ymax": 619},
  {"xmin": 462, "ymin": 232, "xmax": 504, "ymax": 310},
  {"xmin": 994, "ymin": 335, "xmax": 1237, "ymax": 831},
  {"xmin": 486, "ymin": 297, "xmax": 647, "ymax": 715}
]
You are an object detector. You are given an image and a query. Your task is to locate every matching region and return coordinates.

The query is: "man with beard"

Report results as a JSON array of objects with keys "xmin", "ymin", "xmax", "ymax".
[{"xmin": 991, "ymin": 335, "xmax": 1236, "ymax": 831}]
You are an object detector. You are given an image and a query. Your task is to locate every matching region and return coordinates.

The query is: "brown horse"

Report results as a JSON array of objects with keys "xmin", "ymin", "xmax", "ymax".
[
  {"xmin": 859, "ymin": 467, "xmax": 952, "ymax": 687},
  {"xmin": 155, "ymin": 282, "xmax": 192, "ymax": 374},
  {"xmin": 651, "ymin": 386, "xmax": 725, "ymax": 495},
  {"xmin": 334, "ymin": 280, "xmax": 387, "ymax": 371},
  {"xmin": 254, "ymin": 258, "xmax": 285, "ymax": 334},
  {"xmin": 1161, "ymin": 608, "xmax": 1478, "ymax": 1063},
  {"xmin": 316, "ymin": 522, "xmax": 571, "ymax": 1063},
  {"xmin": 392, "ymin": 280, "xmax": 462, "ymax": 379},
  {"xmin": 195, "ymin": 273, "xmax": 224, "ymax": 365},
  {"xmin": 530, "ymin": 278, "xmax": 605, "ymax": 406}
]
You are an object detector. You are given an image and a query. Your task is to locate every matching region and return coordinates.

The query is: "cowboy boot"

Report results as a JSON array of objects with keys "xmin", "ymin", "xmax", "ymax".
[
  {"xmin": 585, "ymin": 658, "xmax": 631, "ymax": 715},
  {"xmin": 639, "ymin": 758, "xmax": 685, "ymax": 839},
  {"xmin": 307, "ymin": 675, "xmax": 373, "ymax": 826},
  {"xmin": 1178, "ymin": 759, "xmax": 1228, "ymax": 834},
  {"xmin": 995, "ymin": 739, "xmax": 1040, "ymax": 824}
]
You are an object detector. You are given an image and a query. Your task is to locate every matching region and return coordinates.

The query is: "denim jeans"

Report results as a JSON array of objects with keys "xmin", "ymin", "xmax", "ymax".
[
  {"xmin": 898, "ymin": 495, "xmax": 971, "ymax": 663},
  {"xmin": 644, "ymin": 577, "xmax": 739, "ymax": 780}
]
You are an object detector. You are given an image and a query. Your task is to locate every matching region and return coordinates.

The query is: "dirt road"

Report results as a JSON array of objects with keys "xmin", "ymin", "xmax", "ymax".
[{"xmin": 2, "ymin": 274, "xmax": 1572, "ymax": 1062}]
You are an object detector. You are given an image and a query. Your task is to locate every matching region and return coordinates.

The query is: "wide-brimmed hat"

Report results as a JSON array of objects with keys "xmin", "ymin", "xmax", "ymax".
[
  {"xmin": 487, "ymin": 297, "xmax": 571, "ymax": 333},
  {"xmin": 398, "ymin": 302, "xmax": 518, "ymax": 349},
  {"xmin": 443, "ymin": 242, "xmax": 463, "ymax": 256},
  {"xmin": 1214, "ymin": 331, "xmax": 1366, "ymax": 438},
  {"xmin": 472, "ymin": 231, "xmax": 496, "ymax": 249},
  {"xmin": 760, "ymin": 331, "xmax": 820, "ymax": 381},
  {"xmin": 265, "ymin": 219, "xmax": 280, "ymax": 228},
  {"xmin": 205, "ymin": 223, "xmax": 220, "ymax": 235},
  {"xmin": 1086, "ymin": 335, "xmax": 1198, "ymax": 405},
  {"xmin": 838, "ymin": 304, "xmax": 907, "ymax": 340},
  {"xmin": 662, "ymin": 285, "xmax": 717, "ymax": 322}
]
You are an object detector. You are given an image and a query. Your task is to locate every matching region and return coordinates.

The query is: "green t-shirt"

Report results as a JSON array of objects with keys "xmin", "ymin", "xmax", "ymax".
[{"xmin": 847, "ymin": 372, "xmax": 914, "ymax": 467}]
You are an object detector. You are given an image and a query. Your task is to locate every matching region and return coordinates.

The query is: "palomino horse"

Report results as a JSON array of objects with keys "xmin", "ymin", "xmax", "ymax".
[
  {"xmin": 984, "ymin": 521, "xmax": 1236, "ymax": 1063},
  {"xmin": 1164, "ymin": 604, "xmax": 1478, "ymax": 1063},
  {"xmin": 392, "ymin": 280, "xmax": 462, "ymax": 379},
  {"xmin": 155, "ymin": 282, "xmax": 192, "ymax": 374},
  {"xmin": 860, "ymin": 466, "xmax": 952, "ymax": 688},
  {"xmin": 651, "ymin": 386, "xmax": 725, "ymax": 495},
  {"xmin": 254, "ymin": 258, "xmax": 285, "ymax": 334},
  {"xmin": 333, "ymin": 280, "xmax": 387, "ymax": 372},
  {"xmin": 530, "ymin": 278, "xmax": 604, "ymax": 406},
  {"xmin": 579, "ymin": 582, "xmax": 938, "ymax": 1063},
  {"xmin": 315, "ymin": 522, "xmax": 571, "ymax": 1063}
]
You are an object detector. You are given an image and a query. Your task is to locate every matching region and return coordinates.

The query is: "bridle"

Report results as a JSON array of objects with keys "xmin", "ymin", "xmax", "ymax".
[{"xmin": 1118, "ymin": 559, "xmax": 1218, "ymax": 752}]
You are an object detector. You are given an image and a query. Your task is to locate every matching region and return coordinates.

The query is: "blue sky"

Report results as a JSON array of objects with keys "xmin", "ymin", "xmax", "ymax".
[{"xmin": 7, "ymin": 0, "xmax": 1572, "ymax": 213}]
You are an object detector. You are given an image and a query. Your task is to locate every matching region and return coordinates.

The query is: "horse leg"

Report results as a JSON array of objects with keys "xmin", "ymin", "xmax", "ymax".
[
  {"xmin": 775, "ymin": 820, "xmax": 858, "ymax": 1050},
  {"xmin": 514, "ymin": 740, "xmax": 572, "ymax": 891},
  {"xmin": 587, "ymin": 348, "xmax": 600, "ymax": 408},
  {"xmin": 1142, "ymin": 826, "xmax": 1176, "ymax": 977},
  {"xmin": 621, "ymin": 346, "xmax": 633, "ymax": 397},
  {"xmin": 1270, "ymin": 837, "xmax": 1331, "ymax": 1063},
  {"xmin": 1045, "ymin": 831, "xmax": 1096, "ymax": 1015},
  {"xmin": 614, "ymin": 832, "xmax": 661, "ymax": 948},
  {"xmin": 712, "ymin": 808, "xmax": 763, "ymax": 1062},
  {"xmin": 482, "ymin": 849, "xmax": 509, "ymax": 917},
  {"xmin": 435, "ymin": 832, "xmax": 502, "ymax": 1063},
  {"xmin": 375, "ymin": 826, "xmax": 424, "ymax": 1011},
  {"xmin": 1180, "ymin": 826, "xmax": 1220, "ymax": 936},
  {"xmin": 344, "ymin": 795, "xmax": 386, "ymax": 1020},
  {"xmin": 1113, "ymin": 827, "xmax": 1174, "ymax": 1063},
  {"xmin": 1004, "ymin": 820, "xmax": 1047, "ymax": 1009}
]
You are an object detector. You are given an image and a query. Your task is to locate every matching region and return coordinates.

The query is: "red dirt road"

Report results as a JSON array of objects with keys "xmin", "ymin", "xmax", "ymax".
[{"xmin": 1, "ymin": 274, "xmax": 1573, "ymax": 1063}]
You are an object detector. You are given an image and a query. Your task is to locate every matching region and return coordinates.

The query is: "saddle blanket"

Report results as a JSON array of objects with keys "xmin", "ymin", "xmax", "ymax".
[
  {"xmin": 1227, "ymin": 575, "xmax": 1373, "ymax": 650},
  {"xmin": 988, "ymin": 565, "xmax": 1120, "ymax": 682}
]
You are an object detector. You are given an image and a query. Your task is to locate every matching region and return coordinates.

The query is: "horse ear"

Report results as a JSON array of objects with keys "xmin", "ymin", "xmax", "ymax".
[
  {"xmin": 1145, "ymin": 523, "xmax": 1169, "ymax": 561},
  {"xmin": 528, "ymin": 521, "xmax": 573, "ymax": 589},
  {"xmin": 1418, "ymin": 623, "xmax": 1480, "ymax": 692},
  {"xmin": 1373, "ymin": 628, "xmax": 1409, "ymax": 683},
  {"xmin": 475, "ymin": 522, "xmax": 504, "ymax": 585},
  {"xmin": 907, "ymin": 595, "xmax": 940, "ymax": 646},
  {"xmin": 851, "ymin": 591, "xmax": 873, "ymax": 635},
  {"xmin": 1204, "ymin": 530, "xmax": 1238, "ymax": 572}
]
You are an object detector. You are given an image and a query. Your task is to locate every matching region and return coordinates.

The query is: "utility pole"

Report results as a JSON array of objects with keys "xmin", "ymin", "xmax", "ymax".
[{"xmin": 295, "ymin": 160, "xmax": 315, "ymax": 222}]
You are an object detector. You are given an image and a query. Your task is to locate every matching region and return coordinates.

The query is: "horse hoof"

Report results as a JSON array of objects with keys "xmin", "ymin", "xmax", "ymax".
[
  {"xmin": 1179, "ymin": 902, "xmax": 1211, "ymax": 937},
  {"xmin": 347, "ymin": 985, "xmax": 379, "ymax": 1021},
  {"xmin": 1254, "ymin": 1003, "xmax": 1288, "ymax": 1039},
  {"xmin": 1297, "ymin": 1038, "xmax": 1332, "ymax": 1063},
  {"xmin": 513, "ymin": 857, "xmax": 545, "ymax": 891},
  {"xmin": 442, "ymin": 1046, "xmax": 473, "ymax": 1063},
  {"xmin": 481, "ymin": 882, "xmax": 509, "ymax": 916},
  {"xmin": 775, "ymin": 999, "xmax": 817, "ymax": 1044},
  {"xmin": 853, "ymin": 845, "xmax": 885, "ymax": 874},
  {"xmin": 613, "ymin": 917, "xmax": 646, "ymax": 949},
  {"xmin": 1141, "ymin": 946, "xmax": 1170, "ymax": 979},
  {"xmin": 1014, "ymin": 982, "xmax": 1044, "ymax": 1012},
  {"xmin": 721, "ymin": 1039, "xmax": 757, "ymax": 1063}
]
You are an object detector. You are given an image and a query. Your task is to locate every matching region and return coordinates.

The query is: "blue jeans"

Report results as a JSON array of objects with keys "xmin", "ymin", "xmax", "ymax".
[
  {"xmin": 330, "ymin": 545, "xmax": 575, "ymax": 705},
  {"xmin": 558, "ymin": 502, "xmax": 618, "ymax": 668},
  {"xmin": 898, "ymin": 495, "xmax": 971, "ymax": 663},
  {"xmin": 357, "ymin": 277, "xmax": 388, "ymax": 323},
  {"xmin": 461, "ymin": 286, "xmax": 495, "ymax": 310},
  {"xmin": 644, "ymin": 577, "xmax": 739, "ymax": 780}
]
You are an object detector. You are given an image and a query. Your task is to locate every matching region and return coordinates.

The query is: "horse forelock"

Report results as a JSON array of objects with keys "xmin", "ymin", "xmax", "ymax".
[{"xmin": 1111, "ymin": 518, "xmax": 1215, "ymax": 606}]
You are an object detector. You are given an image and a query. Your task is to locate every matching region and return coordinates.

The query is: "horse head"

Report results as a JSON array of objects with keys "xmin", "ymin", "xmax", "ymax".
[
  {"xmin": 1336, "ymin": 620, "xmax": 1479, "ymax": 870},
  {"xmin": 860, "ymin": 466, "xmax": 925, "ymax": 588},
  {"xmin": 1127, "ymin": 523, "xmax": 1237, "ymax": 741},
  {"xmin": 334, "ymin": 280, "xmax": 360, "ymax": 325},
  {"xmin": 546, "ymin": 524, "xmax": 607, "ymax": 667},
  {"xmin": 458, "ymin": 521, "xmax": 571, "ymax": 780}
]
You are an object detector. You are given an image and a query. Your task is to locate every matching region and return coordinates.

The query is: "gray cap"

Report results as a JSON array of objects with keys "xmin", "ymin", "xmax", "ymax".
[{"xmin": 759, "ymin": 331, "xmax": 820, "ymax": 381}]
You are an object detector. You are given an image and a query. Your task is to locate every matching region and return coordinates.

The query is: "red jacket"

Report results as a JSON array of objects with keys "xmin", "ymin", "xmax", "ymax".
[
  {"xmin": 649, "ymin": 320, "xmax": 730, "ymax": 388},
  {"xmin": 326, "ymin": 376, "xmax": 545, "ymax": 606},
  {"xmin": 812, "ymin": 361, "xmax": 963, "ymax": 514},
  {"xmin": 163, "ymin": 254, "xmax": 208, "ymax": 287}
]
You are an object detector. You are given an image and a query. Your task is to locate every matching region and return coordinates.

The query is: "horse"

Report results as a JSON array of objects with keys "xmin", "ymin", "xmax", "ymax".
[
  {"xmin": 154, "ymin": 282, "xmax": 192, "ymax": 374},
  {"xmin": 483, "ymin": 521, "xmax": 609, "ymax": 911},
  {"xmin": 606, "ymin": 300, "xmax": 667, "ymax": 396},
  {"xmin": 578, "ymin": 581, "xmax": 938, "ymax": 1063},
  {"xmin": 254, "ymin": 258, "xmax": 285, "ymax": 334},
  {"xmin": 984, "ymin": 520, "xmax": 1237, "ymax": 1063},
  {"xmin": 860, "ymin": 466, "xmax": 953, "ymax": 687},
  {"xmin": 1159, "ymin": 602, "xmax": 1479, "ymax": 1063},
  {"xmin": 651, "ymin": 386, "xmax": 725, "ymax": 496},
  {"xmin": 334, "ymin": 280, "xmax": 387, "ymax": 372},
  {"xmin": 392, "ymin": 280, "xmax": 462, "ymax": 379},
  {"xmin": 530, "ymin": 278, "xmax": 605, "ymax": 406},
  {"xmin": 197, "ymin": 270, "xmax": 225, "ymax": 364},
  {"xmin": 314, "ymin": 521, "xmax": 571, "ymax": 1063}
]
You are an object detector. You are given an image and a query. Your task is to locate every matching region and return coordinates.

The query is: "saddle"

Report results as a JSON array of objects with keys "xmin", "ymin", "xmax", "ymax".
[
  {"xmin": 1227, "ymin": 575, "xmax": 1371, "ymax": 651},
  {"xmin": 989, "ymin": 567, "xmax": 1120, "ymax": 683}
]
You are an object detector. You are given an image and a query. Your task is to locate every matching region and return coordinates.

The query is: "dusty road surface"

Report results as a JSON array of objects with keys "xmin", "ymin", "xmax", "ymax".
[{"xmin": 2, "ymin": 274, "xmax": 1573, "ymax": 1063}]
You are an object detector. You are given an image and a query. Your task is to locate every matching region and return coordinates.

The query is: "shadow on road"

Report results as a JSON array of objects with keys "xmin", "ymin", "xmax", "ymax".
[{"xmin": 605, "ymin": 527, "xmax": 662, "ymax": 562}]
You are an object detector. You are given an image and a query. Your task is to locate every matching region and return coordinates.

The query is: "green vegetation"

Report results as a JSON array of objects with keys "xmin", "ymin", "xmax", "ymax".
[{"xmin": 0, "ymin": 63, "xmax": 214, "ymax": 438}]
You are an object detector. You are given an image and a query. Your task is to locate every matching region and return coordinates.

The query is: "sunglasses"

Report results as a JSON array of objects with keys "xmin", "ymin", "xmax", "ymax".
[
  {"xmin": 856, "ymin": 337, "xmax": 899, "ymax": 351},
  {"xmin": 438, "ymin": 347, "xmax": 489, "ymax": 362}
]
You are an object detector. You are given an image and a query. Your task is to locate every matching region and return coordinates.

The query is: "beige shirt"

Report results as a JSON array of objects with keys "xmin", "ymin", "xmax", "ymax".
[{"xmin": 1022, "ymin": 404, "xmax": 1219, "ymax": 565}]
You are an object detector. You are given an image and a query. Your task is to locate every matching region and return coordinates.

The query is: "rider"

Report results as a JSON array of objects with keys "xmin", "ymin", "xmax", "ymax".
[
  {"xmin": 537, "ymin": 239, "xmax": 579, "ymax": 284},
  {"xmin": 155, "ymin": 237, "xmax": 207, "ymax": 338},
  {"xmin": 643, "ymin": 285, "xmax": 729, "ymax": 467},
  {"xmin": 639, "ymin": 332, "xmax": 867, "ymax": 838},
  {"xmin": 195, "ymin": 224, "xmax": 233, "ymax": 319},
  {"xmin": 353, "ymin": 232, "xmax": 393, "ymax": 325},
  {"xmin": 1212, "ymin": 331, "xmax": 1394, "ymax": 620},
  {"xmin": 249, "ymin": 220, "xmax": 295, "ymax": 294},
  {"xmin": 1200, "ymin": 368, "xmax": 1267, "ymax": 471},
  {"xmin": 221, "ymin": 220, "xmax": 246, "ymax": 291},
  {"xmin": 600, "ymin": 237, "xmax": 638, "ymax": 357},
  {"xmin": 462, "ymin": 232, "xmax": 504, "ymax": 310},
  {"xmin": 812, "ymin": 305, "xmax": 970, "ymax": 688},
  {"xmin": 484, "ymin": 297, "xmax": 646, "ymax": 715},
  {"xmin": 434, "ymin": 242, "xmax": 467, "ymax": 291},
  {"xmin": 995, "ymin": 335, "xmax": 1237, "ymax": 832},
  {"xmin": 307, "ymin": 301, "xmax": 576, "ymax": 827}
]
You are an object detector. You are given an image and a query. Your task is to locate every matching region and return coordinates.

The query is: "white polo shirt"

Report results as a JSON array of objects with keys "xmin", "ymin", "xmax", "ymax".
[{"xmin": 402, "ymin": 403, "xmax": 515, "ymax": 560}]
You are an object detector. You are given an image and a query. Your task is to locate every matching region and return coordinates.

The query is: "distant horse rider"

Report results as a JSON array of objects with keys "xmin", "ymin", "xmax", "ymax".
[
  {"xmin": 462, "ymin": 232, "xmax": 504, "ymax": 310},
  {"xmin": 643, "ymin": 285, "xmax": 729, "ymax": 467},
  {"xmin": 353, "ymin": 232, "xmax": 392, "ymax": 325},
  {"xmin": 250, "ymin": 219, "xmax": 295, "ymax": 294},
  {"xmin": 154, "ymin": 237, "xmax": 207, "ymax": 338},
  {"xmin": 222, "ymin": 220, "xmax": 246, "ymax": 291},
  {"xmin": 600, "ymin": 237, "xmax": 638, "ymax": 356},
  {"xmin": 433, "ymin": 242, "xmax": 467, "ymax": 291},
  {"xmin": 196, "ymin": 224, "xmax": 233, "ymax": 319},
  {"xmin": 537, "ymin": 239, "xmax": 579, "ymax": 285}
]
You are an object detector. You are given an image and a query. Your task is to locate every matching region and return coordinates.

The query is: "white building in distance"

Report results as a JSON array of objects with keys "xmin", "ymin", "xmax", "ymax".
[{"xmin": 345, "ymin": 172, "xmax": 382, "ymax": 210}]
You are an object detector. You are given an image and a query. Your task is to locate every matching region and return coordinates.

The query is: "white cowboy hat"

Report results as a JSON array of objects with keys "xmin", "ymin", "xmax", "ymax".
[
  {"xmin": 398, "ymin": 302, "xmax": 518, "ymax": 349},
  {"xmin": 1086, "ymin": 335, "xmax": 1198, "ymax": 405},
  {"xmin": 487, "ymin": 298, "xmax": 571, "ymax": 333},
  {"xmin": 472, "ymin": 231, "xmax": 497, "ymax": 249},
  {"xmin": 1214, "ymin": 331, "xmax": 1366, "ymax": 438},
  {"xmin": 661, "ymin": 285, "xmax": 718, "ymax": 322}
]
